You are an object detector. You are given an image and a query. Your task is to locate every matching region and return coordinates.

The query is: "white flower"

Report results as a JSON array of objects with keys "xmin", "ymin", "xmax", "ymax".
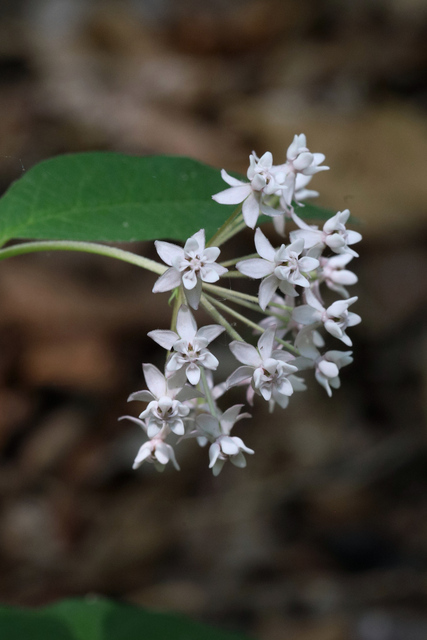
[
  {"xmin": 237, "ymin": 228, "xmax": 319, "ymax": 310},
  {"xmin": 212, "ymin": 152, "xmax": 285, "ymax": 229},
  {"xmin": 152, "ymin": 229, "xmax": 228, "ymax": 309},
  {"xmin": 227, "ymin": 328, "xmax": 298, "ymax": 408},
  {"xmin": 128, "ymin": 364, "xmax": 201, "ymax": 437},
  {"xmin": 292, "ymin": 289, "xmax": 361, "ymax": 347},
  {"xmin": 148, "ymin": 305, "xmax": 225, "ymax": 386},
  {"xmin": 319, "ymin": 254, "xmax": 358, "ymax": 298},
  {"xmin": 295, "ymin": 350, "xmax": 353, "ymax": 397},
  {"xmin": 290, "ymin": 209, "xmax": 362, "ymax": 257},
  {"xmin": 119, "ymin": 415, "xmax": 180, "ymax": 471},
  {"xmin": 195, "ymin": 405, "xmax": 253, "ymax": 476}
]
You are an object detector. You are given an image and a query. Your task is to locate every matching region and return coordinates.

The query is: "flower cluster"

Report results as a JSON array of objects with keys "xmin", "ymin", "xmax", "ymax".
[{"xmin": 121, "ymin": 134, "xmax": 361, "ymax": 475}]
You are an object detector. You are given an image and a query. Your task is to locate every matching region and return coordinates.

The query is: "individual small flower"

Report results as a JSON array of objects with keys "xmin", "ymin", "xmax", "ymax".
[
  {"xmin": 128, "ymin": 364, "xmax": 201, "ymax": 437},
  {"xmin": 294, "ymin": 350, "xmax": 353, "ymax": 397},
  {"xmin": 237, "ymin": 228, "xmax": 319, "ymax": 310},
  {"xmin": 212, "ymin": 152, "xmax": 284, "ymax": 229},
  {"xmin": 318, "ymin": 254, "xmax": 358, "ymax": 298},
  {"xmin": 290, "ymin": 209, "xmax": 362, "ymax": 257},
  {"xmin": 152, "ymin": 229, "xmax": 228, "ymax": 309},
  {"xmin": 195, "ymin": 405, "xmax": 253, "ymax": 476},
  {"xmin": 148, "ymin": 305, "xmax": 225, "ymax": 386},
  {"xmin": 292, "ymin": 289, "xmax": 361, "ymax": 347},
  {"xmin": 227, "ymin": 328, "xmax": 298, "ymax": 408},
  {"xmin": 272, "ymin": 173, "xmax": 320, "ymax": 236},
  {"xmin": 119, "ymin": 416, "xmax": 180, "ymax": 471}
]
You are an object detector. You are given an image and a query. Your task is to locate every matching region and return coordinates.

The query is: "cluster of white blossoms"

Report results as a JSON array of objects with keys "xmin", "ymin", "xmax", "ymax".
[{"xmin": 121, "ymin": 134, "xmax": 362, "ymax": 475}]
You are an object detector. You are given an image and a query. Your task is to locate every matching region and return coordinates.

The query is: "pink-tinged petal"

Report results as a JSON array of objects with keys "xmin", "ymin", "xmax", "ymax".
[
  {"xmin": 259, "ymin": 385, "xmax": 272, "ymax": 401},
  {"xmin": 133, "ymin": 444, "xmax": 152, "ymax": 469},
  {"xmin": 287, "ymin": 238, "xmax": 305, "ymax": 256},
  {"xmin": 293, "ymin": 151, "xmax": 314, "ymax": 171},
  {"xmin": 127, "ymin": 390, "xmax": 154, "ymax": 403},
  {"xmin": 182, "ymin": 269, "xmax": 198, "ymax": 290},
  {"xmin": 305, "ymin": 288, "xmax": 325, "ymax": 312},
  {"xmin": 292, "ymin": 304, "xmax": 319, "ymax": 325},
  {"xmin": 209, "ymin": 442, "xmax": 221, "ymax": 468},
  {"xmin": 220, "ymin": 436, "xmax": 239, "ymax": 456},
  {"xmin": 166, "ymin": 353, "xmax": 182, "ymax": 373},
  {"xmin": 331, "ymin": 270, "xmax": 358, "ymax": 285},
  {"xmin": 254, "ymin": 227, "xmax": 275, "ymax": 261},
  {"xmin": 289, "ymin": 229, "xmax": 322, "ymax": 249},
  {"xmin": 197, "ymin": 324, "xmax": 225, "ymax": 344},
  {"xmin": 176, "ymin": 305, "xmax": 197, "ymax": 341},
  {"xmin": 212, "ymin": 185, "xmax": 251, "ymax": 205},
  {"xmin": 242, "ymin": 194, "xmax": 260, "ymax": 229},
  {"xmin": 154, "ymin": 241, "xmax": 184, "ymax": 266},
  {"xmin": 143, "ymin": 363, "xmax": 166, "ymax": 398},
  {"xmin": 229, "ymin": 341, "xmax": 261, "ymax": 367},
  {"xmin": 147, "ymin": 329, "xmax": 178, "ymax": 350},
  {"xmin": 226, "ymin": 366, "xmax": 255, "ymax": 388},
  {"xmin": 258, "ymin": 327, "xmax": 275, "ymax": 360},
  {"xmin": 259, "ymin": 274, "xmax": 279, "ymax": 310},
  {"xmin": 154, "ymin": 442, "xmax": 170, "ymax": 465},
  {"xmin": 251, "ymin": 174, "xmax": 266, "ymax": 191},
  {"xmin": 146, "ymin": 421, "xmax": 161, "ymax": 438},
  {"xmin": 152, "ymin": 267, "xmax": 181, "ymax": 293},
  {"xmin": 203, "ymin": 246, "xmax": 220, "ymax": 262},
  {"xmin": 176, "ymin": 385, "xmax": 204, "ymax": 401},
  {"xmin": 186, "ymin": 363, "xmax": 201, "ymax": 385},
  {"xmin": 272, "ymin": 389, "xmax": 290, "ymax": 409},
  {"xmin": 346, "ymin": 230, "xmax": 362, "ymax": 245},
  {"xmin": 220, "ymin": 405, "xmax": 246, "ymax": 434},
  {"xmin": 184, "ymin": 279, "xmax": 202, "ymax": 310},
  {"xmin": 189, "ymin": 229, "xmax": 205, "ymax": 252},
  {"xmin": 169, "ymin": 418, "xmax": 185, "ymax": 436},
  {"xmin": 220, "ymin": 169, "xmax": 245, "ymax": 187},
  {"xmin": 276, "ymin": 377, "xmax": 294, "ymax": 396},
  {"xmin": 237, "ymin": 258, "xmax": 273, "ymax": 279}
]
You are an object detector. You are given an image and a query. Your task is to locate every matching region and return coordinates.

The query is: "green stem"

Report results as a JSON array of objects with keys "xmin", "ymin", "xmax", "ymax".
[
  {"xmin": 220, "ymin": 252, "xmax": 258, "ymax": 268},
  {"xmin": 204, "ymin": 293, "xmax": 299, "ymax": 356},
  {"xmin": 0, "ymin": 240, "xmax": 166, "ymax": 274},
  {"xmin": 223, "ymin": 271, "xmax": 247, "ymax": 278},
  {"xmin": 206, "ymin": 204, "xmax": 242, "ymax": 248},
  {"xmin": 199, "ymin": 367, "xmax": 217, "ymax": 417},
  {"xmin": 199, "ymin": 295, "xmax": 243, "ymax": 342},
  {"xmin": 203, "ymin": 283, "xmax": 261, "ymax": 304}
]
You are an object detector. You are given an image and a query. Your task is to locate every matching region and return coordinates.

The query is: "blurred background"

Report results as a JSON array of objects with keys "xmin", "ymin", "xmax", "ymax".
[{"xmin": 0, "ymin": 1, "xmax": 427, "ymax": 639}]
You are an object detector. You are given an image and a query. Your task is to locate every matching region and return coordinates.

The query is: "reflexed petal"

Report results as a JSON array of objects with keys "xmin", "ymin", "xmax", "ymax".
[
  {"xmin": 242, "ymin": 194, "xmax": 260, "ymax": 229},
  {"xmin": 154, "ymin": 241, "xmax": 184, "ymax": 266},
  {"xmin": 346, "ymin": 230, "xmax": 362, "ymax": 245},
  {"xmin": 237, "ymin": 258, "xmax": 273, "ymax": 279},
  {"xmin": 229, "ymin": 341, "xmax": 261, "ymax": 366},
  {"xmin": 254, "ymin": 227, "xmax": 275, "ymax": 261},
  {"xmin": 197, "ymin": 324, "xmax": 225, "ymax": 343},
  {"xmin": 169, "ymin": 418, "xmax": 185, "ymax": 436},
  {"xmin": 127, "ymin": 390, "xmax": 154, "ymax": 403},
  {"xmin": 258, "ymin": 327, "xmax": 275, "ymax": 360},
  {"xmin": 220, "ymin": 405, "xmax": 246, "ymax": 434},
  {"xmin": 147, "ymin": 329, "xmax": 178, "ymax": 350},
  {"xmin": 184, "ymin": 278, "xmax": 202, "ymax": 310},
  {"xmin": 198, "ymin": 414, "xmax": 221, "ymax": 439},
  {"xmin": 154, "ymin": 442, "xmax": 170, "ymax": 465},
  {"xmin": 133, "ymin": 444, "xmax": 152, "ymax": 469},
  {"xmin": 347, "ymin": 312, "xmax": 362, "ymax": 327},
  {"xmin": 292, "ymin": 305, "xmax": 319, "ymax": 325},
  {"xmin": 201, "ymin": 351, "xmax": 219, "ymax": 370},
  {"xmin": 152, "ymin": 267, "xmax": 181, "ymax": 293},
  {"xmin": 143, "ymin": 363, "xmax": 166, "ymax": 398},
  {"xmin": 259, "ymin": 385, "xmax": 272, "ymax": 401},
  {"xmin": 209, "ymin": 442, "xmax": 221, "ymax": 468},
  {"xmin": 259, "ymin": 274, "xmax": 279, "ymax": 310},
  {"xmin": 220, "ymin": 169, "xmax": 245, "ymax": 187},
  {"xmin": 230, "ymin": 452, "xmax": 247, "ymax": 468},
  {"xmin": 212, "ymin": 185, "xmax": 251, "ymax": 205},
  {"xmin": 176, "ymin": 305, "xmax": 197, "ymax": 340},
  {"xmin": 226, "ymin": 365, "xmax": 254, "ymax": 388}
]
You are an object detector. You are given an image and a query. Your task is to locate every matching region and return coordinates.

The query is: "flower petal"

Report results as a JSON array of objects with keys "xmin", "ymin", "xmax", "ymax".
[
  {"xmin": 254, "ymin": 227, "xmax": 276, "ymax": 261},
  {"xmin": 147, "ymin": 329, "xmax": 178, "ymax": 350},
  {"xmin": 229, "ymin": 341, "xmax": 261, "ymax": 366},
  {"xmin": 154, "ymin": 241, "xmax": 183, "ymax": 266},
  {"xmin": 176, "ymin": 305, "xmax": 197, "ymax": 341},
  {"xmin": 258, "ymin": 274, "xmax": 279, "ymax": 310},
  {"xmin": 237, "ymin": 258, "xmax": 273, "ymax": 279},
  {"xmin": 152, "ymin": 267, "xmax": 181, "ymax": 293},
  {"xmin": 143, "ymin": 363, "xmax": 166, "ymax": 398},
  {"xmin": 212, "ymin": 185, "xmax": 251, "ymax": 205}
]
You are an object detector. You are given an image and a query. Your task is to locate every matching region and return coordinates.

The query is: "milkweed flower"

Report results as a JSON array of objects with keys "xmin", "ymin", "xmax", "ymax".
[
  {"xmin": 290, "ymin": 209, "xmax": 362, "ymax": 257},
  {"xmin": 148, "ymin": 305, "xmax": 225, "ymax": 386},
  {"xmin": 194, "ymin": 405, "xmax": 253, "ymax": 476},
  {"xmin": 152, "ymin": 229, "xmax": 228, "ymax": 309},
  {"xmin": 237, "ymin": 229, "xmax": 319, "ymax": 309},
  {"xmin": 212, "ymin": 152, "xmax": 285, "ymax": 229},
  {"xmin": 227, "ymin": 328, "xmax": 298, "ymax": 407}
]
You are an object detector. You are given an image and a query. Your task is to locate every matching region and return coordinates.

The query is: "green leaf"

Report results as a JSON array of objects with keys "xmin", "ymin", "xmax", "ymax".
[
  {"xmin": 0, "ymin": 153, "xmax": 230, "ymax": 246},
  {"xmin": 0, "ymin": 153, "xmax": 333, "ymax": 247},
  {"xmin": 0, "ymin": 598, "xmax": 253, "ymax": 640}
]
